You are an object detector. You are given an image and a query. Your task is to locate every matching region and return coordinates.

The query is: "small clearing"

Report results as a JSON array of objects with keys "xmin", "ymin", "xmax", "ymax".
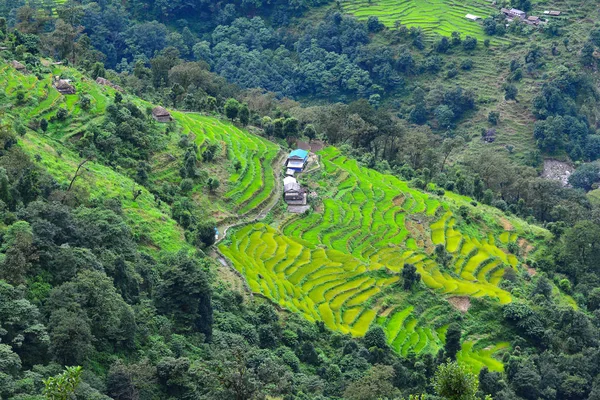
[{"xmin": 448, "ymin": 296, "xmax": 471, "ymax": 313}]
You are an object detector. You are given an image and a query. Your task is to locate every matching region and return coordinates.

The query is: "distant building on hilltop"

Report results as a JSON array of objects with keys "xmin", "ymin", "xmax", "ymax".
[
  {"xmin": 152, "ymin": 106, "xmax": 173, "ymax": 122},
  {"xmin": 287, "ymin": 149, "xmax": 309, "ymax": 172}
]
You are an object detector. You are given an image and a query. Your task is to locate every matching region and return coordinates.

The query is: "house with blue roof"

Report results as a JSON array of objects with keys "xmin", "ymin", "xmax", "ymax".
[{"xmin": 287, "ymin": 149, "xmax": 309, "ymax": 172}]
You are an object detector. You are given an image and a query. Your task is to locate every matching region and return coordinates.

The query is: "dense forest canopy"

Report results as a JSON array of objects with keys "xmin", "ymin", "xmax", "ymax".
[{"xmin": 0, "ymin": 0, "xmax": 600, "ymax": 399}]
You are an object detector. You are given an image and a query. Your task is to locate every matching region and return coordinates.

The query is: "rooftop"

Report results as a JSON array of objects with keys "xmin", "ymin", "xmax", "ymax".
[{"xmin": 288, "ymin": 149, "xmax": 309, "ymax": 160}]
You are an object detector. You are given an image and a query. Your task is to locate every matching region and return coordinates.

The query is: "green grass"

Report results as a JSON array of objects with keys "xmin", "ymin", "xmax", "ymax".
[{"xmin": 341, "ymin": 0, "xmax": 508, "ymax": 41}]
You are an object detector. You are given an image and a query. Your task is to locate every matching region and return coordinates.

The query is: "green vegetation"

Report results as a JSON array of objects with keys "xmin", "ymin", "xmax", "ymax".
[{"xmin": 341, "ymin": 0, "xmax": 499, "ymax": 40}]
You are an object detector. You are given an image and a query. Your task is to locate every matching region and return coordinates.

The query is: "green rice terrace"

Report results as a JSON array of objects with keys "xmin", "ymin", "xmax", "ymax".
[
  {"xmin": 220, "ymin": 147, "xmax": 551, "ymax": 372},
  {"xmin": 0, "ymin": 61, "xmax": 279, "ymax": 221},
  {"xmin": 340, "ymin": 0, "xmax": 500, "ymax": 39},
  {"xmin": 1, "ymin": 59, "xmax": 553, "ymax": 374}
]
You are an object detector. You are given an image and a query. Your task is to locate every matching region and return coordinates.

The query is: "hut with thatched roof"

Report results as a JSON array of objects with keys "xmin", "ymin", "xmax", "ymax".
[
  {"xmin": 54, "ymin": 78, "xmax": 76, "ymax": 95},
  {"xmin": 152, "ymin": 106, "xmax": 173, "ymax": 122},
  {"xmin": 96, "ymin": 77, "xmax": 124, "ymax": 92}
]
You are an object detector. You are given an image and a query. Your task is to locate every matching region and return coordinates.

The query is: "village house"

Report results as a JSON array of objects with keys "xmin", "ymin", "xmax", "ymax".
[
  {"xmin": 54, "ymin": 78, "xmax": 76, "ymax": 95},
  {"xmin": 527, "ymin": 16, "xmax": 541, "ymax": 25},
  {"xmin": 465, "ymin": 14, "xmax": 481, "ymax": 21},
  {"xmin": 501, "ymin": 8, "xmax": 526, "ymax": 19},
  {"xmin": 284, "ymin": 176, "xmax": 297, "ymax": 186},
  {"xmin": 287, "ymin": 149, "xmax": 309, "ymax": 173},
  {"xmin": 284, "ymin": 181, "xmax": 307, "ymax": 206},
  {"xmin": 152, "ymin": 106, "xmax": 173, "ymax": 122},
  {"xmin": 544, "ymin": 10, "xmax": 561, "ymax": 16},
  {"xmin": 11, "ymin": 60, "xmax": 26, "ymax": 72}
]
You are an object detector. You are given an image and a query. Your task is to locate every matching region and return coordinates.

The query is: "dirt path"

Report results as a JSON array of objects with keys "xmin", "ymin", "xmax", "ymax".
[{"xmin": 215, "ymin": 150, "xmax": 287, "ymax": 244}]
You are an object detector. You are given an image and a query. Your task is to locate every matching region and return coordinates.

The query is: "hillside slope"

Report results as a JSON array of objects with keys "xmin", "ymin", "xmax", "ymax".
[{"xmin": 0, "ymin": 58, "xmax": 563, "ymax": 376}]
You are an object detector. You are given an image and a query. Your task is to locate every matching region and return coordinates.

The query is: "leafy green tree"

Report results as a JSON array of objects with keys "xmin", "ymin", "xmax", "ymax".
[
  {"xmin": 444, "ymin": 324, "xmax": 461, "ymax": 360},
  {"xmin": 364, "ymin": 325, "xmax": 387, "ymax": 350},
  {"xmin": 463, "ymin": 36, "xmax": 477, "ymax": 51},
  {"xmin": 344, "ymin": 364, "xmax": 399, "ymax": 400},
  {"xmin": 402, "ymin": 263, "xmax": 421, "ymax": 289},
  {"xmin": 433, "ymin": 360, "xmax": 479, "ymax": 400},
  {"xmin": 156, "ymin": 252, "xmax": 213, "ymax": 339},
  {"xmin": 224, "ymin": 98, "xmax": 240, "ymax": 121},
  {"xmin": 48, "ymin": 308, "xmax": 93, "ymax": 365},
  {"xmin": 43, "ymin": 366, "xmax": 82, "ymax": 400},
  {"xmin": 504, "ymin": 84, "xmax": 518, "ymax": 101},
  {"xmin": 283, "ymin": 117, "xmax": 299, "ymax": 138},
  {"xmin": 239, "ymin": 103, "xmax": 250, "ymax": 126}
]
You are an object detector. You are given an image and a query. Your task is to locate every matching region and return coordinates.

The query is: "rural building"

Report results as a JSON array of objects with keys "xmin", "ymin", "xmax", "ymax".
[
  {"xmin": 465, "ymin": 14, "xmax": 481, "ymax": 21},
  {"xmin": 96, "ymin": 77, "xmax": 124, "ymax": 92},
  {"xmin": 287, "ymin": 149, "xmax": 309, "ymax": 172},
  {"xmin": 11, "ymin": 60, "xmax": 26, "ymax": 72},
  {"xmin": 285, "ymin": 168, "xmax": 295, "ymax": 177},
  {"xmin": 284, "ymin": 181, "xmax": 307, "ymax": 205},
  {"xmin": 527, "ymin": 16, "xmax": 541, "ymax": 24},
  {"xmin": 544, "ymin": 10, "xmax": 561, "ymax": 16},
  {"xmin": 54, "ymin": 78, "xmax": 76, "ymax": 95},
  {"xmin": 152, "ymin": 106, "xmax": 173, "ymax": 122},
  {"xmin": 284, "ymin": 176, "xmax": 297, "ymax": 186},
  {"xmin": 502, "ymin": 8, "xmax": 526, "ymax": 19}
]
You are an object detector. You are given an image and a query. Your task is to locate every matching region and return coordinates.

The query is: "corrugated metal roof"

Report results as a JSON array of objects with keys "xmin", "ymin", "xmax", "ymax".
[{"xmin": 289, "ymin": 149, "xmax": 308, "ymax": 160}]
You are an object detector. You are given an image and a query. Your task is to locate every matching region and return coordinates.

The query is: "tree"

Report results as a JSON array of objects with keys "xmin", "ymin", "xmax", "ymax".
[
  {"xmin": 433, "ymin": 361, "xmax": 479, "ymax": 400},
  {"xmin": 224, "ymin": 98, "xmax": 240, "ymax": 121},
  {"xmin": 364, "ymin": 325, "xmax": 387, "ymax": 350},
  {"xmin": 504, "ymin": 84, "xmax": 518, "ymax": 101},
  {"xmin": 239, "ymin": 103, "xmax": 250, "ymax": 126},
  {"xmin": 156, "ymin": 252, "xmax": 213, "ymax": 339},
  {"xmin": 435, "ymin": 36, "xmax": 450, "ymax": 53},
  {"xmin": 367, "ymin": 16, "xmax": 384, "ymax": 33},
  {"xmin": 435, "ymin": 105, "xmax": 455, "ymax": 129},
  {"xmin": 40, "ymin": 118, "xmax": 48, "ymax": 132},
  {"xmin": 43, "ymin": 366, "xmax": 83, "ymax": 400},
  {"xmin": 303, "ymin": 124, "xmax": 317, "ymax": 141},
  {"xmin": 48, "ymin": 308, "xmax": 93, "ymax": 365},
  {"xmin": 283, "ymin": 117, "xmax": 299, "ymax": 138},
  {"xmin": 47, "ymin": 19, "xmax": 83, "ymax": 63},
  {"xmin": 90, "ymin": 62, "xmax": 105, "ymax": 79},
  {"xmin": 463, "ymin": 36, "xmax": 477, "ymax": 51},
  {"xmin": 402, "ymin": 263, "xmax": 421, "ymax": 289},
  {"xmin": 568, "ymin": 163, "xmax": 600, "ymax": 191},
  {"xmin": 488, "ymin": 111, "xmax": 500, "ymax": 125},
  {"xmin": 207, "ymin": 177, "xmax": 220, "ymax": 192},
  {"xmin": 344, "ymin": 365, "xmax": 399, "ymax": 400},
  {"xmin": 444, "ymin": 324, "xmax": 461, "ymax": 360}
]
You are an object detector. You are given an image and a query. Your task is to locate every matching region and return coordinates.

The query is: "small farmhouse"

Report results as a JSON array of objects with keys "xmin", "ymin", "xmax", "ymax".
[
  {"xmin": 287, "ymin": 149, "xmax": 309, "ymax": 172},
  {"xmin": 527, "ymin": 16, "xmax": 541, "ymax": 25},
  {"xmin": 465, "ymin": 14, "xmax": 481, "ymax": 21},
  {"xmin": 11, "ymin": 60, "xmax": 26, "ymax": 72},
  {"xmin": 502, "ymin": 8, "xmax": 526, "ymax": 19},
  {"xmin": 54, "ymin": 79, "xmax": 76, "ymax": 95},
  {"xmin": 152, "ymin": 106, "xmax": 173, "ymax": 122},
  {"xmin": 544, "ymin": 10, "xmax": 561, "ymax": 16},
  {"xmin": 284, "ymin": 181, "xmax": 307, "ymax": 205},
  {"xmin": 285, "ymin": 168, "xmax": 295, "ymax": 177}
]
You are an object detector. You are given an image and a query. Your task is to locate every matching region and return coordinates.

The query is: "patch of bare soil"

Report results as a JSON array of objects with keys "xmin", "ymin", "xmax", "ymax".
[
  {"xmin": 379, "ymin": 307, "xmax": 394, "ymax": 317},
  {"xmin": 393, "ymin": 195, "xmax": 405, "ymax": 207},
  {"xmin": 518, "ymin": 238, "xmax": 534, "ymax": 257},
  {"xmin": 499, "ymin": 217, "xmax": 513, "ymax": 231},
  {"xmin": 526, "ymin": 265, "xmax": 537, "ymax": 276},
  {"xmin": 541, "ymin": 159, "xmax": 574, "ymax": 187},
  {"xmin": 448, "ymin": 296, "xmax": 471, "ymax": 313}
]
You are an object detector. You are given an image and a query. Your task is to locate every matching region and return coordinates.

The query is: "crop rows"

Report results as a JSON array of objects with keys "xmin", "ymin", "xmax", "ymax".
[
  {"xmin": 341, "ymin": 0, "xmax": 505, "ymax": 41},
  {"xmin": 283, "ymin": 147, "xmax": 516, "ymax": 304},
  {"xmin": 173, "ymin": 113, "xmax": 279, "ymax": 213},
  {"xmin": 221, "ymin": 147, "xmax": 520, "ymax": 371},
  {"xmin": 220, "ymin": 223, "xmax": 399, "ymax": 336}
]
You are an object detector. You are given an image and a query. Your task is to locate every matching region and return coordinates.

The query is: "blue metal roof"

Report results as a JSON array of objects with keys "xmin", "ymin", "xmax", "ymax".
[{"xmin": 289, "ymin": 149, "xmax": 308, "ymax": 160}]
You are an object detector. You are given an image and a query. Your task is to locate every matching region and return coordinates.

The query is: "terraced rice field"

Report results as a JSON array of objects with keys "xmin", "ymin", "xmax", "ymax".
[
  {"xmin": 221, "ymin": 147, "xmax": 522, "ymax": 369},
  {"xmin": 173, "ymin": 112, "xmax": 280, "ymax": 214},
  {"xmin": 341, "ymin": 0, "xmax": 502, "ymax": 40}
]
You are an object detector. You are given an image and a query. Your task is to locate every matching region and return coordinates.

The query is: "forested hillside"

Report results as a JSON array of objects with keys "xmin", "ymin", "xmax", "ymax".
[{"xmin": 1, "ymin": 0, "xmax": 600, "ymax": 399}]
